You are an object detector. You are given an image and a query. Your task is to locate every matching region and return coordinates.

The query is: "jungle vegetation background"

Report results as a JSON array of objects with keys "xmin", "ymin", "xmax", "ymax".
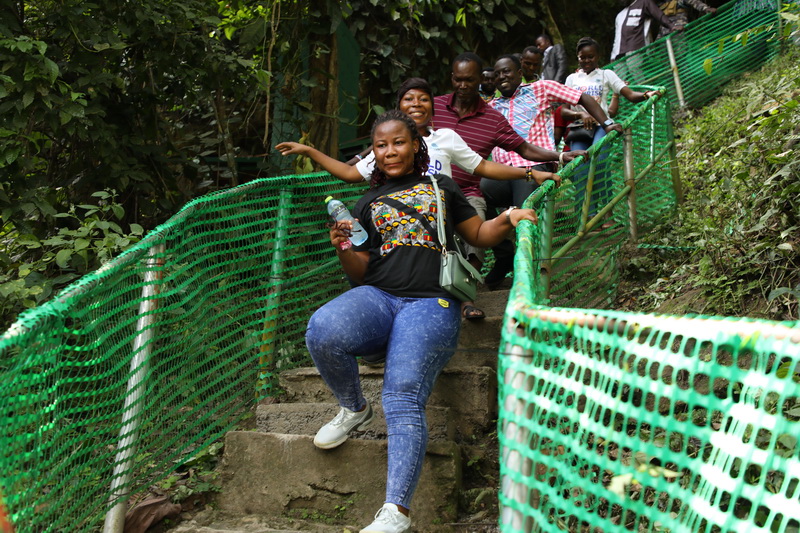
[{"xmin": 3, "ymin": 0, "xmax": 792, "ymax": 331}]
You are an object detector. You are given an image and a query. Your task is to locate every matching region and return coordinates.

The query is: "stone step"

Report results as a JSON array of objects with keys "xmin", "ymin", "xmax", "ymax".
[
  {"xmin": 216, "ymin": 432, "xmax": 461, "ymax": 531},
  {"xmin": 455, "ymin": 316, "xmax": 503, "ymax": 352},
  {"xmin": 279, "ymin": 366, "xmax": 497, "ymax": 440},
  {"xmin": 171, "ymin": 511, "xmax": 350, "ymax": 532},
  {"xmin": 471, "ymin": 288, "xmax": 511, "ymax": 319},
  {"xmin": 256, "ymin": 402, "xmax": 455, "ymax": 442},
  {"xmin": 445, "ymin": 346, "xmax": 498, "ymax": 369}
]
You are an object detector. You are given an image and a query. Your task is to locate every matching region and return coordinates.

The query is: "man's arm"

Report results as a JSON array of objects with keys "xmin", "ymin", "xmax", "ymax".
[
  {"xmin": 644, "ymin": 0, "xmax": 678, "ymax": 28},
  {"xmin": 685, "ymin": 0, "xmax": 717, "ymax": 14},
  {"xmin": 514, "ymin": 142, "xmax": 587, "ymax": 165}
]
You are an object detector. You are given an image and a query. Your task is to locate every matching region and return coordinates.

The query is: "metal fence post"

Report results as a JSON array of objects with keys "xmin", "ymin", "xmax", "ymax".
[
  {"xmin": 623, "ymin": 128, "xmax": 638, "ymax": 242},
  {"xmin": 665, "ymin": 36, "xmax": 687, "ymax": 108},
  {"xmin": 258, "ymin": 187, "xmax": 293, "ymax": 398},
  {"xmin": 500, "ymin": 338, "xmax": 535, "ymax": 532},
  {"xmin": 103, "ymin": 244, "xmax": 165, "ymax": 533},
  {"xmin": 539, "ymin": 192, "xmax": 555, "ymax": 300}
]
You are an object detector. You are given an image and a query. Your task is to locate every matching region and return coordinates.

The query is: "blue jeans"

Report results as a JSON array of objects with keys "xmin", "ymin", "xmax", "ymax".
[
  {"xmin": 305, "ymin": 285, "xmax": 461, "ymax": 509},
  {"xmin": 571, "ymin": 126, "xmax": 608, "ymax": 219}
]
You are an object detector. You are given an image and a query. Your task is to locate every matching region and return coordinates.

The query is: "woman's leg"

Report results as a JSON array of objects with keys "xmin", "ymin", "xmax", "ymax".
[
  {"xmin": 381, "ymin": 296, "xmax": 461, "ymax": 509},
  {"xmin": 305, "ymin": 285, "xmax": 394, "ymax": 411}
]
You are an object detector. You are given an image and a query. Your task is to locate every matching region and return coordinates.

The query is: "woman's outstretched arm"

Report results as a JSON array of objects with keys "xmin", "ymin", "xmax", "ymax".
[
  {"xmin": 276, "ymin": 142, "xmax": 365, "ymax": 183},
  {"xmin": 473, "ymin": 159, "xmax": 562, "ymax": 186},
  {"xmin": 456, "ymin": 207, "xmax": 538, "ymax": 249}
]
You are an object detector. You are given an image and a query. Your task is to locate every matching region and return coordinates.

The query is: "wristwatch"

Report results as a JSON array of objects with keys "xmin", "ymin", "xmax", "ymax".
[
  {"xmin": 504, "ymin": 206, "xmax": 519, "ymax": 227},
  {"xmin": 602, "ymin": 118, "xmax": 616, "ymax": 128}
]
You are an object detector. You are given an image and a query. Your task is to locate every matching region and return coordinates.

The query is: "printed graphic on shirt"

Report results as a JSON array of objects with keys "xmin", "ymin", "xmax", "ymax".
[
  {"xmin": 574, "ymin": 81, "xmax": 603, "ymax": 103},
  {"xmin": 371, "ymin": 183, "xmax": 445, "ymax": 256},
  {"xmin": 427, "ymin": 140, "xmax": 443, "ymax": 176},
  {"xmin": 626, "ymin": 8, "xmax": 643, "ymax": 25}
]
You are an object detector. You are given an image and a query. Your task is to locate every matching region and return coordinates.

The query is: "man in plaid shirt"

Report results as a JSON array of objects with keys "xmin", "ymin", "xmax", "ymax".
[{"xmin": 481, "ymin": 54, "xmax": 623, "ymax": 288}]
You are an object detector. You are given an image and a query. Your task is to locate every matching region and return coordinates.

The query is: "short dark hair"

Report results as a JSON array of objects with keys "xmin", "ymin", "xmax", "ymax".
[
  {"xmin": 396, "ymin": 77, "xmax": 433, "ymax": 108},
  {"xmin": 481, "ymin": 67, "xmax": 494, "ymax": 74},
  {"xmin": 576, "ymin": 36, "xmax": 599, "ymax": 55},
  {"xmin": 453, "ymin": 52, "xmax": 483, "ymax": 71},
  {"xmin": 522, "ymin": 46, "xmax": 543, "ymax": 57},
  {"xmin": 536, "ymin": 34, "xmax": 552, "ymax": 45},
  {"xmin": 369, "ymin": 110, "xmax": 430, "ymax": 188},
  {"xmin": 495, "ymin": 54, "xmax": 522, "ymax": 70}
]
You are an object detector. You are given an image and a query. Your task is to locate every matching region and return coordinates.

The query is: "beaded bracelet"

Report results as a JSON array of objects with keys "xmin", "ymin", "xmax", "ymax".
[{"xmin": 524, "ymin": 166, "xmax": 534, "ymax": 182}]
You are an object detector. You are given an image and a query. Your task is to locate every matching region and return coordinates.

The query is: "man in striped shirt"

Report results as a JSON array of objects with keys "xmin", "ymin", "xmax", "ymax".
[
  {"xmin": 481, "ymin": 54, "xmax": 623, "ymax": 287},
  {"xmin": 433, "ymin": 52, "xmax": 587, "ymax": 289}
]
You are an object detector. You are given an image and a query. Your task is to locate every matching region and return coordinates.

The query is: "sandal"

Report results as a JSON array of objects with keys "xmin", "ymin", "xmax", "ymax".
[{"xmin": 462, "ymin": 304, "xmax": 486, "ymax": 321}]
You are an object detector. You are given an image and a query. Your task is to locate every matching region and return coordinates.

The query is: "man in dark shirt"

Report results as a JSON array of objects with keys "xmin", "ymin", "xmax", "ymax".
[
  {"xmin": 611, "ymin": 0, "xmax": 682, "ymax": 59},
  {"xmin": 535, "ymin": 34, "xmax": 569, "ymax": 84},
  {"xmin": 433, "ymin": 52, "xmax": 586, "ymax": 289}
]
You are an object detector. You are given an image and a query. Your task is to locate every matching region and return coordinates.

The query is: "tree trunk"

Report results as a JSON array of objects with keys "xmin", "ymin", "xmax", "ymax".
[{"xmin": 306, "ymin": 32, "xmax": 340, "ymax": 163}]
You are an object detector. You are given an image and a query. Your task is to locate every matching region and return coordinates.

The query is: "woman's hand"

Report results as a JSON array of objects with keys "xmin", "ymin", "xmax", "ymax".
[
  {"xmin": 275, "ymin": 142, "xmax": 310, "ymax": 156},
  {"xmin": 329, "ymin": 220, "xmax": 354, "ymax": 251},
  {"xmin": 580, "ymin": 112, "xmax": 597, "ymax": 129},
  {"xmin": 508, "ymin": 208, "xmax": 538, "ymax": 227}
]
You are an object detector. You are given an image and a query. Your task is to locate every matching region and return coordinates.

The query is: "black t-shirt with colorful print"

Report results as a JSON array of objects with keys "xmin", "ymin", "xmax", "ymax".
[{"xmin": 352, "ymin": 173, "xmax": 477, "ymax": 300}]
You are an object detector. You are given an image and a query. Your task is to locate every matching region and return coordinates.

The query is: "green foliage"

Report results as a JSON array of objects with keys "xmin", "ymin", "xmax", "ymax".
[
  {"xmin": 157, "ymin": 442, "xmax": 224, "ymax": 503},
  {"xmin": 341, "ymin": 0, "xmax": 547, "ymax": 98},
  {"xmin": 621, "ymin": 48, "xmax": 800, "ymax": 319},
  {"xmin": 0, "ymin": 189, "xmax": 143, "ymax": 327}
]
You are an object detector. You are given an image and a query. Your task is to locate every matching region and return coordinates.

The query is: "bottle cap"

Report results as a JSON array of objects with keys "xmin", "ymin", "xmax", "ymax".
[{"xmin": 325, "ymin": 196, "xmax": 334, "ymax": 203}]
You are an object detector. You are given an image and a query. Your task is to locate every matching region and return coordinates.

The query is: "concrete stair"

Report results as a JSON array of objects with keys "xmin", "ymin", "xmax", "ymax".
[{"xmin": 175, "ymin": 288, "xmax": 510, "ymax": 533}]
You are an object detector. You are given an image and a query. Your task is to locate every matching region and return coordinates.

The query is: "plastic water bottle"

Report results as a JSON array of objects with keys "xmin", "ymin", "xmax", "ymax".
[{"xmin": 325, "ymin": 196, "xmax": 367, "ymax": 248}]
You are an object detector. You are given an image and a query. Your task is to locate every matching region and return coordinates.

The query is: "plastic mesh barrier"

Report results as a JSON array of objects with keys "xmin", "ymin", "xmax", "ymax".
[
  {"xmin": 498, "ymin": 1, "xmax": 799, "ymax": 530},
  {"xmin": 609, "ymin": 0, "xmax": 782, "ymax": 112},
  {"xmin": 498, "ymin": 291, "xmax": 800, "ymax": 532},
  {"xmin": 0, "ymin": 175, "xmax": 365, "ymax": 532}
]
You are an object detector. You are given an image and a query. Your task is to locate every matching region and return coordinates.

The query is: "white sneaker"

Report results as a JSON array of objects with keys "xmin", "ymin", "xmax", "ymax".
[
  {"xmin": 360, "ymin": 503, "xmax": 411, "ymax": 533},
  {"xmin": 313, "ymin": 402, "xmax": 374, "ymax": 449}
]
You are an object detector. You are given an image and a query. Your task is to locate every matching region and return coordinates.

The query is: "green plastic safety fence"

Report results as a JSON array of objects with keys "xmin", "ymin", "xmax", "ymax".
[
  {"xmin": 0, "ymin": 175, "xmax": 366, "ymax": 532},
  {"xmin": 498, "ymin": 268, "xmax": 800, "ymax": 531},
  {"xmin": 608, "ymin": 0, "xmax": 782, "ymax": 113}
]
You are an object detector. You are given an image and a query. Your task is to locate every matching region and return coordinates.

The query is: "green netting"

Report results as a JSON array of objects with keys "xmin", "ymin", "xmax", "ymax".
[
  {"xmin": 498, "ymin": 1, "xmax": 799, "ymax": 530},
  {"xmin": 0, "ymin": 175, "xmax": 366, "ymax": 532},
  {"xmin": 497, "ymin": 299, "xmax": 800, "ymax": 531},
  {"xmin": 608, "ymin": 0, "xmax": 782, "ymax": 112}
]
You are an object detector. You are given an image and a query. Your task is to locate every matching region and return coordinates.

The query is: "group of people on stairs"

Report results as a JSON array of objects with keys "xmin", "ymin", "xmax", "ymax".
[{"xmin": 273, "ymin": 2, "xmax": 716, "ymax": 526}]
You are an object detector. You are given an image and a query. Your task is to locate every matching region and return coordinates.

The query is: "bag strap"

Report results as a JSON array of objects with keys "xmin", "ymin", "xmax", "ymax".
[
  {"xmin": 376, "ymin": 177, "xmax": 479, "ymax": 277},
  {"xmin": 427, "ymin": 175, "xmax": 449, "ymax": 253},
  {"xmin": 430, "ymin": 176, "xmax": 483, "ymax": 281}
]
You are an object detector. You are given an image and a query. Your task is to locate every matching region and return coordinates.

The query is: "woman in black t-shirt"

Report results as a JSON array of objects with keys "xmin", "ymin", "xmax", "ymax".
[{"xmin": 305, "ymin": 110, "xmax": 537, "ymax": 533}]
